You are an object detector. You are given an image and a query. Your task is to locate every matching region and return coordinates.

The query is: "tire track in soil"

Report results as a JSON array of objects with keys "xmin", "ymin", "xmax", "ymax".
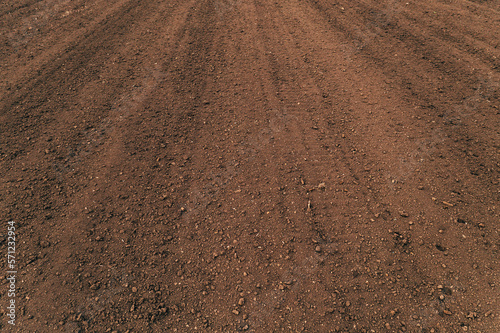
[
  {"xmin": 228, "ymin": 0, "xmax": 414, "ymax": 329},
  {"xmin": 1, "ymin": 0, "xmax": 132, "ymax": 100},
  {"xmin": 304, "ymin": 0, "xmax": 499, "ymax": 201},
  {"xmin": 65, "ymin": 1, "xmax": 224, "ymax": 332},
  {"xmin": 322, "ymin": 0, "xmax": 499, "ymax": 240},
  {"xmin": 242, "ymin": 1, "xmax": 500, "ymax": 330},
  {"xmin": 0, "ymin": 0, "xmax": 499, "ymax": 332},
  {"xmin": 0, "ymin": 1, "xmax": 207, "ymax": 332}
]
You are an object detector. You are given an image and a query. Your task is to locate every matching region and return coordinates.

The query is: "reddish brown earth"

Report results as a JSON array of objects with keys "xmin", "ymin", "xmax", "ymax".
[{"xmin": 1, "ymin": 0, "xmax": 499, "ymax": 332}]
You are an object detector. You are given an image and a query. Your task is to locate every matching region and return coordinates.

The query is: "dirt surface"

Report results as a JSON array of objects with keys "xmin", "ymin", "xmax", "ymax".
[{"xmin": 1, "ymin": 0, "xmax": 499, "ymax": 332}]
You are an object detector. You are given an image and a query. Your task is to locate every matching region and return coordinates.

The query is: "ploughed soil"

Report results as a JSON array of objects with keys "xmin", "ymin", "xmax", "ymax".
[{"xmin": 1, "ymin": 0, "xmax": 499, "ymax": 332}]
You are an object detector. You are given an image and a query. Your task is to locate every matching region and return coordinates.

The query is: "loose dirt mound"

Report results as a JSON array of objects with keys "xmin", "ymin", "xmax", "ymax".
[{"xmin": 1, "ymin": 0, "xmax": 499, "ymax": 332}]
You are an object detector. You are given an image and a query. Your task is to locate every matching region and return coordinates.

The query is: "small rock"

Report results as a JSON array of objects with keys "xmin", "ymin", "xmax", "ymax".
[
  {"xmin": 238, "ymin": 298, "xmax": 245, "ymax": 306},
  {"xmin": 315, "ymin": 246, "xmax": 322, "ymax": 252},
  {"xmin": 435, "ymin": 244, "xmax": 446, "ymax": 252},
  {"xmin": 232, "ymin": 309, "xmax": 239, "ymax": 315},
  {"xmin": 442, "ymin": 286, "xmax": 452, "ymax": 295},
  {"xmin": 399, "ymin": 211, "xmax": 409, "ymax": 217},
  {"xmin": 132, "ymin": 287, "xmax": 138, "ymax": 293},
  {"xmin": 443, "ymin": 309, "xmax": 452, "ymax": 315},
  {"xmin": 466, "ymin": 312, "xmax": 477, "ymax": 319}
]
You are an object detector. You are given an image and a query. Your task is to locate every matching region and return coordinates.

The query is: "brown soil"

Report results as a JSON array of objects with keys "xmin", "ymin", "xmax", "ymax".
[{"xmin": 1, "ymin": 0, "xmax": 499, "ymax": 332}]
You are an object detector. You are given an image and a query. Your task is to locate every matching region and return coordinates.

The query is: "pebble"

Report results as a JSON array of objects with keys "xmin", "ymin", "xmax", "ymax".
[
  {"xmin": 466, "ymin": 312, "xmax": 477, "ymax": 319},
  {"xmin": 315, "ymin": 246, "xmax": 322, "ymax": 252},
  {"xmin": 132, "ymin": 287, "xmax": 137, "ymax": 293},
  {"xmin": 238, "ymin": 298, "xmax": 245, "ymax": 306}
]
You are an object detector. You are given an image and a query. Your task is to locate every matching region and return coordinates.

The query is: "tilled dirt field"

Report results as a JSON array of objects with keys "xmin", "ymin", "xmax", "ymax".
[{"xmin": 1, "ymin": 0, "xmax": 499, "ymax": 332}]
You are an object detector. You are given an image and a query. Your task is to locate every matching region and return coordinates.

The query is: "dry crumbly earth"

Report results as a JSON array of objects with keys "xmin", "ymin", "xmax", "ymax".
[{"xmin": 0, "ymin": 0, "xmax": 499, "ymax": 332}]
